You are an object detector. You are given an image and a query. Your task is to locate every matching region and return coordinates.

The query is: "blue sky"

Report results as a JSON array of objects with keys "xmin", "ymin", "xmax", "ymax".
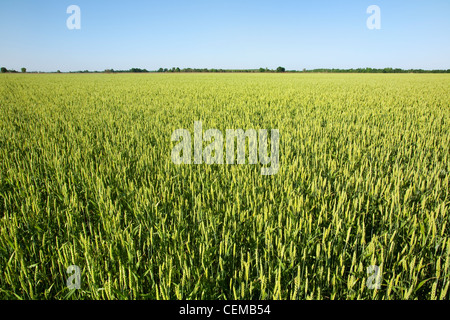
[{"xmin": 0, "ymin": 0, "xmax": 449, "ymax": 72}]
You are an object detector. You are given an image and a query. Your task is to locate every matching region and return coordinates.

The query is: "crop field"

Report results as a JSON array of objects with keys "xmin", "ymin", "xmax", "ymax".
[{"xmin": 0, "ymin": 73, "xmax": 449, "ymax": 299}]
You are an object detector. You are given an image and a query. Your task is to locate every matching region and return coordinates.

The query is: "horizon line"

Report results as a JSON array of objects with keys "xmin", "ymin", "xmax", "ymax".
[{"xmin": 2, "ymin": 66, "xmax": 450, "ymax": 74}]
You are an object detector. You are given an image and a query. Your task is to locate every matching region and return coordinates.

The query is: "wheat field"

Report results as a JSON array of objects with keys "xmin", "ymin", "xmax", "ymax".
[{"xmin": 0, "ymin": 73, "xmax": 449, "ymax": 299}]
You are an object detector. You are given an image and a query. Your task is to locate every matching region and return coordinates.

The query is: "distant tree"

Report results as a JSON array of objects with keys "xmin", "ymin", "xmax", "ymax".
[
  {"xmin": 57, "ymin": 70, "xmax": 61, "ymax": 73},
  {"xmin": 1, "ymin": 67, "xmax": 7, "ymax": 73},
  {"xmin": 259, "ymin": 68, "xmax": 265, "ymax": 72},
  {"xmin": 276, "ymin": 66, "xmax": 286, "ymax": 73},
  {"xmin": 157, "ymin": 68, "xmax": 164, "ymax": 72},
  {"xmin": 21, "ymin": 67, "xmax": 26, "ymax": 73},
  {"xmin": 175, "ymin": 67, "xmax": 180, "ymax": 72}
]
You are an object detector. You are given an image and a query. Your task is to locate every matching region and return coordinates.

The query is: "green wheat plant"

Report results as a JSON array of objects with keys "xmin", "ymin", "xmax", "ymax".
[{"xmin": 0, "ymin": 73, "xmax": 449, "ymax": 300}]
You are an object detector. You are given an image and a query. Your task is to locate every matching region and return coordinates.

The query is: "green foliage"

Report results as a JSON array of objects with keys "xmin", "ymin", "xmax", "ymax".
[
  {"xmin": 0, "ymin": 73, "xmax": 449, "ymax": 300},
  {"xmin": 129, "ymin": 68, "xmax": 148, "ymax": 73},
  {"xmin": 303, "ymin": 68, "xmax": 450, "ymax": 73}
]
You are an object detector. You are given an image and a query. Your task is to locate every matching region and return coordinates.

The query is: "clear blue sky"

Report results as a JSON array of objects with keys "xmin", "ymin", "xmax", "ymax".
[{"xmin": 1, "ymin": 0, "xmax": 449, "ymax": 72}]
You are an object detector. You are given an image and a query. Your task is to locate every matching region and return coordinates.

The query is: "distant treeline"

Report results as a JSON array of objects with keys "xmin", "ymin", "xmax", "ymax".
[
  {"xmin": 81, "ymin": 67, "xmax": 450, "ymax": 74},
  {"xmin": 1, "ymin": 67, "xmax": 26, "ymax": 73},
  {"xmin": 102, "ymin": 67, "xmax": 288, "ymax": 73},
  {"xmin": 3, "ymin": 66, "xmax": 450, "ymax": 74},
  {"xmin": 303, "ymin": 68, "xmax": 450, "ymax": 73}
]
